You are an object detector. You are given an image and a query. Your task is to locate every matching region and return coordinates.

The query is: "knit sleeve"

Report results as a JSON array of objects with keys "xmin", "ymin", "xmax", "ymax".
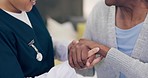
[
  {"xmin": 82, "ymin": 8, "xmax": 93, "ymax": 40},
  {"xmin": 105, "ymin": 48, "xmax": 148, "ymax": 78},
  {"xmin": 79, "ymin": 0, "xmax": 109, "ymax": 76}
]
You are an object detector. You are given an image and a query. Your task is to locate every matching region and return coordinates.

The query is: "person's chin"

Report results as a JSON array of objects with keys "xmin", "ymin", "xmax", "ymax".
[{"xmin": 25, "ymin": 6, "xmax": 33, "ymax": 12}]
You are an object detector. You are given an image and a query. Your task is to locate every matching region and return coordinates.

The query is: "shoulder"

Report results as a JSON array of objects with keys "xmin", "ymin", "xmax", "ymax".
[
  {"xmin": 87, "ymin": 0, "xmax": 110, "ymax": 27},
  {"xmin": 0, "ymin": 21, "xmax": 13, "ymax": 33},
  {"xmin": 30, "ymin": 6, "xmax": 39, "ymax": 13},
  {"xmin": 87, "ymin": 0, "xmax": 110, "ymax": 26},
  {"xmin": 85, "ymin": 0, "xmax": 111, "ymax": 39},
  {"xmin": 89, "ymin": 0, "xmax": 110, "ymax": 19},
  {"xmin": 29, "ymin": 6, "xmax": 42, "ymax": 18},
  {"xmin": 87, "ymin": 0, "xmax": 112, "ymax": 27},
  {"xmin": 0, "ymin": 22, "xmax": 16, "ymax": 42},
  {"xmin": 93, "ymin": 0, "xmax": 109, "ymax": 11},
  {"xmin": 27, "ymin": 6, "xmax": 45, "ymax": 25}
]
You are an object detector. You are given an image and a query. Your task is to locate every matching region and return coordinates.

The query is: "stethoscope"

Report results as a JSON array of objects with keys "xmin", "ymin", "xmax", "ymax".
[{"xmin": 28, "ymin": 39, "xmax": 43, "ymax": 61}]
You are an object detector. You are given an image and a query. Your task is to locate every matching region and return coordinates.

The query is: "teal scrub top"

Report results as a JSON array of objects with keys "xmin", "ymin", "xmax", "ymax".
[{"xmin": 0, "ymin": 6, "xmax": 54, "ymax": 78}]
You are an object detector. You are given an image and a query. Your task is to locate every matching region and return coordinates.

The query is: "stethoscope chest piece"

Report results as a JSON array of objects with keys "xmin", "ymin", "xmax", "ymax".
[
  {"xmin": 36, "ymin": 52, "xmax": 43, "ymax": 61},
  {"xmin": 28, "ymin": 39, "xmax": 43, "ymax": 62}
]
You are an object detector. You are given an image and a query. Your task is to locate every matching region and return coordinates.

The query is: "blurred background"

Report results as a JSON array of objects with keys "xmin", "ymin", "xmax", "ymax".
[
  {"xmin": 36, "ymin": 0, "xmax": 98, "ymax": 23},
  {"xmin": 36, "ymin": 0, "xmax": 99, "ymax": 41},
  {"xmin": 35, "ymin": 0, "xmax": 99, "ymax": 78}
]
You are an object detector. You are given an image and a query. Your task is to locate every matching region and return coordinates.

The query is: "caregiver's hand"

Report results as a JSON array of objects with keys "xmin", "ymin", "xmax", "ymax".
[
  {"xmin": 68, "ymin": 40, "xmax": 104, "ymax": 69},
  {"xmin": 68, "ymin": 40, "xmax": 89, "ymax": 69}
]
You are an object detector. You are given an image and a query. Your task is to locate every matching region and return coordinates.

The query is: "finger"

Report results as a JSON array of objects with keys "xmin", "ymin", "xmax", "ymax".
[
  {"xmin": 72, "ymin": 40, "xmax": 79, "ymax": 46},
  {"xmin": 79, "ymin": 39, "xmax": 88, "ymax": 44},
  {"xmin": 87, "ymin": 56, "xmax": 103, "ymax": 69},
  {"xmin": 73, "ymin": 40, "xmax": 79, "ymax": 44},
  {"xmin": 71, "ymin": 47, "xmax": 81, "ymax": 69},
  {"xmin": 68, "ymin": 41, "xmax": 74, "ymax": 56},
  {"xmin": 68, "ymin": 41, "xmax": 74, "ymax": 50},
  {"xmin": 88, "ymin": 47, "xmax": 100, "ymax": 57},
  {"xmin": 86, "ymin": 55, "xmax": 96, "ymax": 67},
  {"xmin": 68, "ymin": 40, "xmax": 79, "ymax": 63},
  {"xmin": 68, "ymin": 40, "xmax": 79, "ymax": 50},
  {"xmin": 68, "ymin": 41, "xmax": 77, "ymax": 68},
  {"xmin": 68, "ymin": 51, "xmax": 75, "ymax": 68},
  {"xmin": 79, "ymin": 39, "xmax": 98, "ymax": 49},
  {"xmin": 81, "ymin": 45, "xmax": 89, "ymax": 65},
  {"xmin": 79, "ymin": 38, "xmax": 88, "ymax": 42},
  {"xmin": 76, "ymin": 44, "xmax": 85, "ymax": 68}
]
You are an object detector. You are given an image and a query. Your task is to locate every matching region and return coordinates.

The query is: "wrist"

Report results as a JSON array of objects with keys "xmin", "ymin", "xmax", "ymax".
[{"xmin": 99, "ymin": 45, "xmax": 110, "ymax": 57}]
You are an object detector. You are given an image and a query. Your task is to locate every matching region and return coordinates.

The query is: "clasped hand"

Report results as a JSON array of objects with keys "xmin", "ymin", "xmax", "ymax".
[{"xmin": 68, "ymin": 39, "xmax": 110, "ymax": 69}]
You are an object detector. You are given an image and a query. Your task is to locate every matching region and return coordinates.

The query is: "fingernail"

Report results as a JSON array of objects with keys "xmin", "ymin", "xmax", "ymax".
[
  {"xmin": 94, "ymin": 47, "xmax": 100, "ymax": 51},
  {"xmin": 73, "ymin": 40, "xmax": 79, "ymax": 43}
]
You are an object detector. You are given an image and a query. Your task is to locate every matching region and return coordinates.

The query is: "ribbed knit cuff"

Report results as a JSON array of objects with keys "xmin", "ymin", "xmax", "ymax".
[
  {"xmin": 104, "ymin": 48, "xmax": 146, "ymax": 78},
  {"xmin": 105, "ymin": 48, "xmax": 133, "ymax": 71}
]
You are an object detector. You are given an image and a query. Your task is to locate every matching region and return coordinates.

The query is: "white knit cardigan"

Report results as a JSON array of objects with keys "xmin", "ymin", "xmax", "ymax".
[{"xmin": 82, "ymin": 0, "xmax": 148, "ymax": 78}]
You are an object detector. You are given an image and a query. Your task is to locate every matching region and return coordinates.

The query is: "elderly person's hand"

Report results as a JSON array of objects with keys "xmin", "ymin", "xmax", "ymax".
[
  {"xmin": 79, "ymin": 39, "xmax": 110, "ymax": 57},
  {"xmin": 86, "ymin": 48, "xmax": 104, "ymax": 68}
]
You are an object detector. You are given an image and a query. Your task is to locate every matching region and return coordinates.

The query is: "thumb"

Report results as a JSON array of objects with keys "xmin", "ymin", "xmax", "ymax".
[
  {"xmin": 88, "ymin": 47, "xmax": 100, "ymax": 57},
  {"xmin": 86, "ymin": 56, "xmax": 103, "ymax": 69}
]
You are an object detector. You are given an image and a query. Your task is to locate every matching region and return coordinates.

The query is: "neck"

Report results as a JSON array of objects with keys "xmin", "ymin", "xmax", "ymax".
[{"xmin": 116, "ymin": 1, "xmax": 148, "ymax": 29}]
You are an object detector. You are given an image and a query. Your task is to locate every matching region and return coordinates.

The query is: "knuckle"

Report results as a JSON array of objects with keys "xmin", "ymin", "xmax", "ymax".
[
  {"xmin": 68, "ymin": 42, "xmax": 74, "ymax": 48},
  {"xmin": 81, "ymin": 44, "xmax": 85, "ymax": 48},
  {"xmin": 81, "ymin": 45, "xmax": 87, "ymax": 49},
  {"xmin": 81, "ymin": 45, "xmax": 87, "ymax": 50},
  {"xmin": 72, "ymin": 40, "xmax": 76, "ymax": 44},
  {"xmin": 72, "ymin": 40, "xmax": 78, "ymax": 45},
  {"xmin": 79, "ymin": 39, "xmax": 84, "ymax": 41},
  {"xmin": 76, "ymin": 44, "xmax": 81, "ymax": 49}
]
